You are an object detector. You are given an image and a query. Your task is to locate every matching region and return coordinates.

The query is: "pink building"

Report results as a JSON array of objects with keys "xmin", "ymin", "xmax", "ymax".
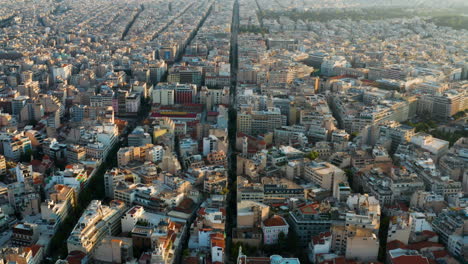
[{"xmin": 261, "ymin": 215, "xmax": 289, "ymax": 245}]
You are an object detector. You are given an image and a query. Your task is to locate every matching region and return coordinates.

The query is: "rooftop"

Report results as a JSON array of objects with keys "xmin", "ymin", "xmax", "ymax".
[{"xmin": 263, "ymin": 215, "xmax": 287, "ymax": 227}]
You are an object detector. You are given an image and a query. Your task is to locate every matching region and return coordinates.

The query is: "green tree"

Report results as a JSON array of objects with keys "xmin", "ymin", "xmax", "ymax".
[
  {"xmin": 452, "ymin": 111, "xmax": 466, "ymax": 120},
  {"xmin": 278, "ymin": 231, "xmax": 287, "ymax": 250},
  {"xmin": 19, "ymin": 149, "xmax": 32, "ymax": 163},
  {"xmin": 306, "ymin": 151, "xmax": 319, "ymax": 160},
  {"xmin": 286, "ymin": 229, "xmax": 299, "ymax": 253},
  {"xmin": 220, "ymin": 187, "xmax": 229, "ymax": 195}
]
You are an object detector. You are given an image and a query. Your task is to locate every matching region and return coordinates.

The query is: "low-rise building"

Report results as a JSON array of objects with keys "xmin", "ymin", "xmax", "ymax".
[{"xmin": 261, "ymin": 215, "xmax": 289, "ymax": 245}]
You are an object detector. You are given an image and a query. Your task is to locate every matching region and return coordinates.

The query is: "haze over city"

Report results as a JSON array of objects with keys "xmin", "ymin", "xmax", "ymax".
[{"xmin": 0, "ymin": 0, "xmax": 466, "ymax": 264}]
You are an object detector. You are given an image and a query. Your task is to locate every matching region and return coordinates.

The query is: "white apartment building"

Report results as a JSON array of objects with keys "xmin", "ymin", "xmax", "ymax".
[
  {"xmin": 67, "ymin": 200, "xmax": 126, "ymax": 254},
  {"xmin": 203, "ymin": 135, "xmax": 218, "ymax": 156}
]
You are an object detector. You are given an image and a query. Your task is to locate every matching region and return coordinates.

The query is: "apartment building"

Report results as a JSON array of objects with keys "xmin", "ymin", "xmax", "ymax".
[
  {"xmin": 304, "ymin": 161, "xmax": 346, "ymax": 191},
  {"xmin": 237, "ymin": 107, "xmax": 285, "ymax": 136},
  {"xmin": 261, "ymin": 215, "xmax": 289, "ymax": 245},
  {"xmin": 67, "ymin": 200, "xmax": 126, "ymax": 254}
]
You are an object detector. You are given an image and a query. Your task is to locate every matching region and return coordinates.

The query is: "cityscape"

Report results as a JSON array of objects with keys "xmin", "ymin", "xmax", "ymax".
[{"xmin": 0, "ymin": 0, "xmax": 467, "ymax": 264}]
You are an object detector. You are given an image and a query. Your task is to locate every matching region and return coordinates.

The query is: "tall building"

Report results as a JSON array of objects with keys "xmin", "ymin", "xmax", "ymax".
[
  {"xmin": 11, "ymin": 223, "xmax": 39, "ymax": 247},
  {"xmin": 418, "ymin": 89, "xmax": 467, "ymax": 120},
  {"xmin": 104, "ymin": 168, "xmax": 137, "ymax": 198},
  {"xmin": 304, "ymin": 161, "xmax": 347, "ymax": 191},
  {"xmin": 67, "ymin": 200, "xmax": 126, "ymax": 254},
  {"xmin": 0, "ymin": 155, "xmax": 6, "ymax": 177},
  {"xmin": 12, "ymin": 96, "xmax": 28, "ymax": 117},
  {"xmin": 152, "ymin": 83, "xmax": 197, "ymax": 105},
  {"xmin": 2, "ymin": 133, "xmax": 32, "ymax": 161},
  {"xmin": 431, "ymin": 209, "xmax": 468, "ymax": 261},
  {"xmin": 66, "ymin": 145, "xmax": 86, "ymax": 163},
  {"xmin": 147, "ymin": 61, "xmax": 167, "ymax": 85},
  {"xmin": 383, "ymin": 122, "xmax": 415, "ymax": 150},
  {"xmin": 128, "ymin": 127, "xmax": 152, "ymax": 147},
  {"xmin": 125, "ymin": 93, "xmax": 141, "ymax": 114},
  {"xmin": 167, "ymin": 65, "xmax": 203, "ymax": 86},
  {"xmin": 288, "ymin": 203, "xmax": 333, "ymax": 246},
  {"xmin": 203, "ymin": 135, "xmax": 219, "ymax": 156},
  {"xmin": 40, "ymin": 185, "xmax": 76, "ymax": 226},
  {"xmin": 237, "ymin": 107, "xmax": 285, "ymax": 136},
  {"xmin": 331, "ymin": 194, "xmax": 381, "ymax": 262}
]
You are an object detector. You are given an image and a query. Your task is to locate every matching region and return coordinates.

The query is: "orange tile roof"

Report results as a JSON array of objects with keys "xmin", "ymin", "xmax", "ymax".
[
  {"xmin": 299, "ymin": 203, "xmax": 321, "ymax": 215},
  {"xmin": 210, "ymin": 232, "xmax": 224, "ymax": 239},
  {"xmin": 210, "ymin": 233, "xmax": 225, "ymax": 249},
  {"xmin": 211, "ymin": 238, "xmax": 225, "ymax": 249}
]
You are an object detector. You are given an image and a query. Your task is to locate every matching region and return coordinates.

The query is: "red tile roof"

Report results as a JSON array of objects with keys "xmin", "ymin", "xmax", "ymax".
[
  {"xmin": 395, "ymin": 202, "xmax": 409, "ymax": 212},
  {"xmin": 334, "ymin": 257, "xmax": 347, "ymax": 264},
  {"xmin": 263, "ymin": 215, "xmax": 287, "ymax": 227},
  {"xmin": 270, "ymin": 203, "xmax": 288, "ymax": 208},
  {"xmin": 387, "ymin": 240, "xmax": 407, "ymax": 251},
  {"xmin": 421, "ymin": 230, "xmax": 438, "ymax": 238},
  {"xmin": 183, "ymin": 257, "xmax": 199, "ymax": 264},
  {"xmin": 66, "ymin": 251, "xmax": 87, "ymax": 264},
  {"xmin": 29, "ymin": 245, "xmax": 42, "ymax": 257},
  {"xmin": 392, "ymin": 255, "xmax": 429, "ymax": 264},
  {"xmin": 312, "ymin": 232, "xmax": 332, "ymax": 245},
  {"xmin": 431, "ymin": 250, "xmax": 448, "ymax": 259},
  {"xmin": 388, "ymin": 240, "xmax": 444, "ymax": 255},
  {"xmin": 30, "ymin": 159, "xmax": 42, "ymax": 166},
  {"xmin": 198, "ymin": 207, "xmax": 206, "ymax": 215},
  {"xmin": 174, "ymin": 197, "xmax": 194, "ymax": 214},
  {"xmin": 151, "ymin": 112, "xmax": 197, "ymax": 118},
  {"xmin": 408, "ymin": 241, "xmax": 444, "ymax": 251}
]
